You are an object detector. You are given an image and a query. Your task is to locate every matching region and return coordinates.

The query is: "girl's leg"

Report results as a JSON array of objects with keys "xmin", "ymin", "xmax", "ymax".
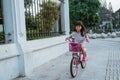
[
  {"xmin": 80, "ymin": 45, "xmax": 86, "ymax": 56},
  {"xmin": 80, "ymin": 45, "xmax": 87, "ymax": 60}
]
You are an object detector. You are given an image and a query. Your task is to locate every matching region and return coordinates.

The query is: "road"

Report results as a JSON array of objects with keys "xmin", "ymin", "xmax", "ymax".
[{"xmin": 14, "ymin": 38, "xmax": 120, "ymax": 80}]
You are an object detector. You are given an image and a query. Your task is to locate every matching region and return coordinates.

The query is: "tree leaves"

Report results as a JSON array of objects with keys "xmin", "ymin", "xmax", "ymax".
[
  {"xmin": 24, "ymin": 0, "xmax": 32, "ymax": 8},
  {"xmin": 35, "ymin": 1, "xmax": 60, "ymax": 32},
  {"xmin": 69, "ymin": 0, "xmax": 100, "ymax": 30}
]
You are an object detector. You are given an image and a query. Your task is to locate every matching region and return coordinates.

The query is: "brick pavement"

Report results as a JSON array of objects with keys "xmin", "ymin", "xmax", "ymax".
[{"xmin": 105, "ymin": 40, "xmax": 120, "ymax": 80}]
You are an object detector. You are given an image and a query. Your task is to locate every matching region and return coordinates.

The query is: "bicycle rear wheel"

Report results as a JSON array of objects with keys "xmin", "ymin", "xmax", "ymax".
[
  {"xmin": 70, "ymin": 57, "xmax": 78, "ymax": 78},
  {"xmin": 81, "ymin": 61, "xmax": 86, "ymax": 69}
]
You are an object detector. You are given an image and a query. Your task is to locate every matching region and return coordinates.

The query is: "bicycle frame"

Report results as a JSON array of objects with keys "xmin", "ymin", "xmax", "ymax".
[{"xmin": 72, "ymin": 51, "xmax": 83, "ymax": 62}]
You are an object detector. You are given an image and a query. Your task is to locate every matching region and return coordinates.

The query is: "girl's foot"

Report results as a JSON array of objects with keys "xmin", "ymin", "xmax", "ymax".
[{"xmin": 82, "ymin": 56, "xmax": 87, "ymax": 61}]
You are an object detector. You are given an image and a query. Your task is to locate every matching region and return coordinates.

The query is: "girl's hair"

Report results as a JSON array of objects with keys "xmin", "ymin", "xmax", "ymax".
[{"xmin": 74, "ymin": 21, "xmax": 86, "ymax": 37}]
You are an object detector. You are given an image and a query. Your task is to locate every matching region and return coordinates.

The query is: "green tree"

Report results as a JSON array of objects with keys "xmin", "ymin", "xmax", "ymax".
[
  {"xmin": 69, "ymin": 0, "xmax": 100, "ymax": 31},
  {"xmin": 105, "ymin": 23, "xmax": 113, "ymax": 32},
  {"xmin": 25, "ymin": 12, "xmax": 36, "ymax": 29},
  {"xmin": 35, "ymin": 0, "xmax": 60, "ymax": 32},
  {"xmin": 24, "ymin": 0, "xmax": 36, "ymax": 29},
  {"xmin": 99, "ymin": 7, "xmax": 111, "ymax": 23},
  {"xmin": 24, "ymin": 0, "xmax": 32, "ymax": 8}
]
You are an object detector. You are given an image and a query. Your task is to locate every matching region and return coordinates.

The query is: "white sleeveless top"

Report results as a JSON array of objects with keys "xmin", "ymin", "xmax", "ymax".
[{"xmin": 71, "ymin": 32, "xmax": 85, "ymax": 43}]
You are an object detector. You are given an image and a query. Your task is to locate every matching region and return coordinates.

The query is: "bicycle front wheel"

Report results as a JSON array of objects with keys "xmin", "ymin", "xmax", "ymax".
[{"xmin": 70, "ymin": 57, "xmax": 78, "ymax": 78}]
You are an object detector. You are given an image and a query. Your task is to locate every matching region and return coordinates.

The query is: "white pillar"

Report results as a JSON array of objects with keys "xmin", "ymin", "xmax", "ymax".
[
  {"xmin": 3, "ymin": 0, "xmax": 15, "ymax": 43},
  {"xmin": 3, "ymin": 0, "xmax": 26, "ymax": 76},
  {"xmin": 54, "ymin": 20, "xmax": 59, "ymax": 32},
  {"xmin": 61, "ymin": 0, "xmax": 70, "ymax": 35}
]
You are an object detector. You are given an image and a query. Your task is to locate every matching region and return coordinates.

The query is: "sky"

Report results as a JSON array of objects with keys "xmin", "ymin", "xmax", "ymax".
[{"xmin": 107, "ymin": 0, "xmax": 120, "ymax": 12}]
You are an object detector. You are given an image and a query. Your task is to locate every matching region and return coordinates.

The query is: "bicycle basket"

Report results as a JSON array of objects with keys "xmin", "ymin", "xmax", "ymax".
[{"xmin": 69, "ymin": 42, "xmax": 80, "ymax": 52}]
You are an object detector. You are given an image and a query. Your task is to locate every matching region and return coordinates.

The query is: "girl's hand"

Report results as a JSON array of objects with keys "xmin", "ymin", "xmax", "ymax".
[
  {"xmin": 65, "ymin": 37, "xmax": 70, "ymax": 41},
  {"xmin": 85, "ymin": 34, "xmax": 89, "ymax": 43},
  {"xmin": 86, "ymin": 38, "xmax": 89, "ymax": 43}
]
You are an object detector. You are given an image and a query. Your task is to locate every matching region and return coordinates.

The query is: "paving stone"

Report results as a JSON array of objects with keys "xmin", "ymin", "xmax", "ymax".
[{"xmin": 105, "ymin": 43, "xmax": 120, "ymax": 80}]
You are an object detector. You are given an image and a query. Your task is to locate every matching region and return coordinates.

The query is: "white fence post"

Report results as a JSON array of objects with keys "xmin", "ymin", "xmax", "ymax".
[
  {"xmin": 3, "ymin": 0, "xmax": 26, "ymax": 76},
  {"xmin": 3, "ymin": 0, "xmax": 15, "ymax": 43},
  {"xmin": 61, "ymin": 0, "xmax": 70, "ymax": 35}
]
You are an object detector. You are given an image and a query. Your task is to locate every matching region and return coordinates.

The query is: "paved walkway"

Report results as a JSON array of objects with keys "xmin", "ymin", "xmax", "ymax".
[{"xmin": 14, "ymin": 38, "xmax": 120, "ymax": 80}]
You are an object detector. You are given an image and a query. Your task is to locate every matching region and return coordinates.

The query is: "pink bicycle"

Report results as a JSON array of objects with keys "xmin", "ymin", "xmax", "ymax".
[{"xmin": 67, "ymin": 38, "xmax": 86, "ymax": 78}]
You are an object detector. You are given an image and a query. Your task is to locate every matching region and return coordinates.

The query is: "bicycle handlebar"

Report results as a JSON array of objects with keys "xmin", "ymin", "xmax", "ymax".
[{"xmin": 65, "ymin": 37, "xmax": 86, "ymax": 44}]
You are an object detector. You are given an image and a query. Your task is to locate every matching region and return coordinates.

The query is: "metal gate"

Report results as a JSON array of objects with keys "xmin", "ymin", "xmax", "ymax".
[
  {"xmin": 0, "ymin": 0, "xmax": 5, "ymax": 44},
  {"xmin": 24, "ymin": 0, "xmax": 64, "ymax": 40}
]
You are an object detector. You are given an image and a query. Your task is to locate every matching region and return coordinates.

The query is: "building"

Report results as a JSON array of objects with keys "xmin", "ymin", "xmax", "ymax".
[
  {"xmin": 112, "ymin": 9, "xmax": 120, "ymax": 30},
  {"xmin": 0, "ymin": 0, "xmax": 70, "ymax": 80}
]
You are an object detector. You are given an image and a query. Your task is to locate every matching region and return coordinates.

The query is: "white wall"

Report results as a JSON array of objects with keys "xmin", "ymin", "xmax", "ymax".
[
  {"xmin": 0, "ymin": 44, "xmax": 20, "ymax": 80},
  {"xmin": 23, "ymin": 36, "xmax": 69, "ymax": 75},
  {"xmin": 0, "ymin": 36, "xmax": 69, "ymax": 80}
]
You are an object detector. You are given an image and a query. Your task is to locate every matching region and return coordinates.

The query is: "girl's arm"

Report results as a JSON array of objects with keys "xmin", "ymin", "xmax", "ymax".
[
  {"xmin": 85, "ymin": 34, "xmax": 89, "ymax": 43},
  {"xmin": 66, "ymin": 32, "xmax": 75, "ymax": 41},
  {"xmin": 65, "ymin": 35, "xmax": 72, "ymax": 40}
]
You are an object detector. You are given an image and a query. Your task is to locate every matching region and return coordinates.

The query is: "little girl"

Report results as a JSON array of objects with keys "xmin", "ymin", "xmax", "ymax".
[{"xmin": 66, "ymin": 21, "xmax": 89, "ymax": 61}]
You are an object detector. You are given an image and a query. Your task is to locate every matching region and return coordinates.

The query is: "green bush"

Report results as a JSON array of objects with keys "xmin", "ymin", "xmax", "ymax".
[{"xmin": 94, "ymin": 29, "xmax": 103, "ymax": 33}]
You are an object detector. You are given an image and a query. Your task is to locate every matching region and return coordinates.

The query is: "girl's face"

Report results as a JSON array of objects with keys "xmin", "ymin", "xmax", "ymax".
[{"xmin": 75, "ymin": 25, "xmax": 82, "ymax": 32}]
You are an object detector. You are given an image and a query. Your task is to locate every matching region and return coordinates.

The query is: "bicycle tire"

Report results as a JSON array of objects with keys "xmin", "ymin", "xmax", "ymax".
[
  {"xmin": 70, "ymin": 57, "xmax": 78, "ymax": 78},
  {"xmin": 81, "ymin": 61, "xmax": 86, "ymax": 69}
]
